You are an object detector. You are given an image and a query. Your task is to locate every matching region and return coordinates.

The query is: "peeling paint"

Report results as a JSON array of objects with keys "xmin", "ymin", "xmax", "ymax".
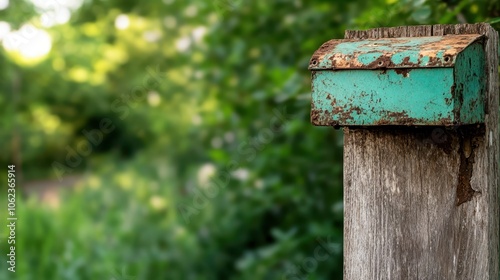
[
  {"xmin": 309, "ymin": 34, "xmax": 483, "ymax": 70},
  {"xmin": 309, "ymin": 35, "xmax": 485, "ymax": 127},
  {"xmin": 394, "ymin": 68, "xmax": 411, "ymax": 77}
]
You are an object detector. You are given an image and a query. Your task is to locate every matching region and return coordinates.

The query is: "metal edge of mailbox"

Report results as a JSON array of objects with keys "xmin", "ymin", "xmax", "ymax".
[
  {"xmin": 308, "ymin": 34, "xmax": 484, "ymax": 70},
  {"xmin": 309, "ymin": 37, "xmax": 486, "ymax": 127}
]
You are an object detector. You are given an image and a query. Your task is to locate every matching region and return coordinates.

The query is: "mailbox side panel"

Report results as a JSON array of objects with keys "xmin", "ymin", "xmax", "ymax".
[
  {"xmin": 311, "ymin": 69, "xmax": 456, "ymax": 126},
  {"xmin": 454, "ymin": 42, "xmax": 485, "ymax": 124}
]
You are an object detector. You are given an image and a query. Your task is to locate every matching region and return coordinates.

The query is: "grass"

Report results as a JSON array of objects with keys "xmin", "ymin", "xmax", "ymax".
[{"xmin": 0, "ymin": 151, "xmax": 344, "ymax": 280}]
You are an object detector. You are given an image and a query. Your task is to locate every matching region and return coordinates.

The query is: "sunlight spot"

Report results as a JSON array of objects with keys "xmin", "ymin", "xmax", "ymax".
[
  {"xmin": 284, "ymin": 15, "xmax": 295, "ymax": 25},
  {"xmin": 174, "ymin": 226, "xmax": 186, "ymax": 238},
  {"xmin": 147, "ymin": 91, "xmax": 161, "ymax": 107},
  {"xmin": 175, "ymin": 36, "xmax": 191, "ymax": 52},
  {"xmin": 32, "ymin": 107, "xmax": 61, "ymax": 134},
  {"xmin": 0, "ymin": 0, "xmax": 8, "ymax": 10},
  {"xmin": 0, "ymin": 21, "xmax": 11, "ymax": 40},
  {"xmin": 68, "ymin": 67, "xmax": 89, "ymax": 83},
  {"xmin": 184, "ymin": 5, "xmax": 198, "ymax": 17},
  {"xmin": 4, "ymin": 26, "xmax": 52, "ymax": 59},
  {"xmin": 41, "ymin": 12, "xmax": 56, "ymax": 27},
  {"xmin": 192, "ymin": 26, "xmax": 207, "ymax": 42},
  {"xmin": 89, "ymin": 73, "xmax": 105, "ymax": 85},
  {"xmin": 82, "ymin": 23, "xmax": 100, "ymax": 36},
  {"xmin": 193, "ymin": 70, "xmax": 204, "ymax": 79},
  {"xmin": 32, "ymin": 0, "xmax": 83, "ymax": 10},
  {"xmin": 94, "ymin": 59, "xmax": 111, "ymax": 73},
  {"xmin": 163, "ymin": 16, "xmax": 177, "ymax": 29},
  {"xmin": 208, "ymin": 13, "xmax": 218, "ymax": 24},
  {"xmin": 191, "ymin": 114, "xmax": 202, "ymax": 126},
  {"xmin": 143, "ymin": 30, "xmax": 161, "ymax": 42},
  {"xmin": 43, "ymin": 114, "xmax": 61, "ymax": 134},
  {"xmin": 103, "ymin": 45, "xmax": 129, "ymax": 63},
  {"xmin": 232, "ymin": 168, "xmax": 249, "ymax": 181},
  {"xmin": 149, "ymin": 196, "xmax": 167, "ymax": 210},
  {"xmin": 41, "ymin": 7, "xmax": 72, "ymax": 27},
  {"xmin": 88, "ymin": 176, "xmax": 101, "ymax": 190},
  {"xmin": 197, "ymin": 163, "xmax": 216, "ymax": 185},
  {"xmin": 115, "ymin": 173, "xmax": 133, "ymax": 190},
  {"xmin": 56, "ymin": 8, "xmax": 71, "ymax": 24},
  {"xmin": 115, "ymin": 14, "xmax": 130, "ymax": 30},
  {"xmin": 55, "ymin": 7, "xmax": 71, "ymax": 24},
  {"xmin": 3, "ymin": 31, "xmax": 28, "ymax": 51},
  {"xmin": 57, "ymin": 0, "xmax": 84, "ymax": 10}
]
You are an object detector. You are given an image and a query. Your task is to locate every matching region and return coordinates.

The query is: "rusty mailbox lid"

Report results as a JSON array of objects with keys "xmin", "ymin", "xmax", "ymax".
[{"xmin": 308, "ymin": 34, "xmax": 485, "ymax": 126}]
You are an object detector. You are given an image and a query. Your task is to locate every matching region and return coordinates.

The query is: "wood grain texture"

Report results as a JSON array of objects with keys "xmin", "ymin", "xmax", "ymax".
[{"xmin": 343, "ymin": 24, "xmax": 499, "ymax": 280}]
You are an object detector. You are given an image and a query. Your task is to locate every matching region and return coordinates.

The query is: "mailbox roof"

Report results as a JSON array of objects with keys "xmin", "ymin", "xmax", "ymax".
[{"xmin": 309, "ymin": 34, "xmax": 483, "ymax": 70}]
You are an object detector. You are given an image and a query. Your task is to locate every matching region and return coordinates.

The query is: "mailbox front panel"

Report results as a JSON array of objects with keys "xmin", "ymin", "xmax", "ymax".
[{"xmin": 311, "ymin": 68, "xmax": 456, "ymax": 126}]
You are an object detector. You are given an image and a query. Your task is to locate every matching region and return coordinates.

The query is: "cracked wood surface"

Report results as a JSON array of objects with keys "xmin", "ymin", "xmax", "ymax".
[{"xmin": 343, "ymin": 24, "xmax": 498, "ymax": 280}]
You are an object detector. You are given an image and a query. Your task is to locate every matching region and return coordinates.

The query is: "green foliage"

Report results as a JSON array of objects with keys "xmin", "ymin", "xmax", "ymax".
[{"xmin": 0, "ymin": 0, "xmax": 498, "ymax": 279}]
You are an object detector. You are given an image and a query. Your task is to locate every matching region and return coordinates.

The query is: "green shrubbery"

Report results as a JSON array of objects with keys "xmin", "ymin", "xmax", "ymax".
[{"xmin": 1, "ymin": 150, "xmax": 344, "ymax": 279}]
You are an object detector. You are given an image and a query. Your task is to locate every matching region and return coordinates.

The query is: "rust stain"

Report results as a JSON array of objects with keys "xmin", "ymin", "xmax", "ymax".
[
  {"xmin": 313, "ymin": 104, "xmax": 457, "ymax": 127},
  {"xmin": 311, "ymin": 109, "xmax": 339, "ymax": 127},
  {"xmin": 469, "ymin": 98, "xmax": 477, "ymax": 112},
  {"xmin": 309, "ymin": 34, "xmax": 483, "ymax": 70},
  {"xmin": 394, "ymin": 68, "xmax": 411, "ymax": 77},
  {"xmin": 444, "ymin": 96, "xmax": 452, "ymax": 105},
  {"xmin": 453, "ymin": 83, "xmax": 463, "ymax": 125},
  {"xmin": 351, "ymin": 106, "xmax": 362, "ymax": 115},
  {"xmin": 332, "ymin": 107, "xmax": 354, "ymax": 122},
  {"xmin": 315, "ymin": 107, "xmax": 456, "ymax": 127},
  {"xmin": 313, "ymin": 104, "xmax": 364, "ymax": 126},
  {"xmin": 310, "ymin": 109, "xmax": 321, "ymax": 125},
  {"xmin": 309, "ymin": 39, "xmax": 344, "ymax": 68},
  {"xmin": 365, "ymin": 56, "xmax": 394, "ymax": 69},
  {"xmin": 401, "ymin": 56, "xmax": 418, "ymax": 67},
  {"xmin": 374, "ymin": 111, "xmax": 420, "ymax": 126}
]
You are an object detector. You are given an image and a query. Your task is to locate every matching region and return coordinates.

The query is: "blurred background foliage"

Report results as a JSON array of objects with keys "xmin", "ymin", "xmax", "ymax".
[{"xmin": 0, "ymin": 0, "xmax": 498, "ymax": 279}]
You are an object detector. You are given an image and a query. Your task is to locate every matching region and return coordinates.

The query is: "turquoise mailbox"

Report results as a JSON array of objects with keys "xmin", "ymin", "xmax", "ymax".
[{"xmin": 309, "ymin": 34, "xmax": 485, "ymax": 126}]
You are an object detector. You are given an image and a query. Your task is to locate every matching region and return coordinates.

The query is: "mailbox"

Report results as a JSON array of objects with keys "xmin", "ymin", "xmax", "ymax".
[{"xmin": 309, "ymin": 34, "xmax": 485, "ymax": 126}]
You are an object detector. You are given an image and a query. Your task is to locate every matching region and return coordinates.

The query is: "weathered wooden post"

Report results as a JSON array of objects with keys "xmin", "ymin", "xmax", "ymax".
[{"xmin": 309, "ymin": 23, "xmax": 498, "ymax": 279}]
